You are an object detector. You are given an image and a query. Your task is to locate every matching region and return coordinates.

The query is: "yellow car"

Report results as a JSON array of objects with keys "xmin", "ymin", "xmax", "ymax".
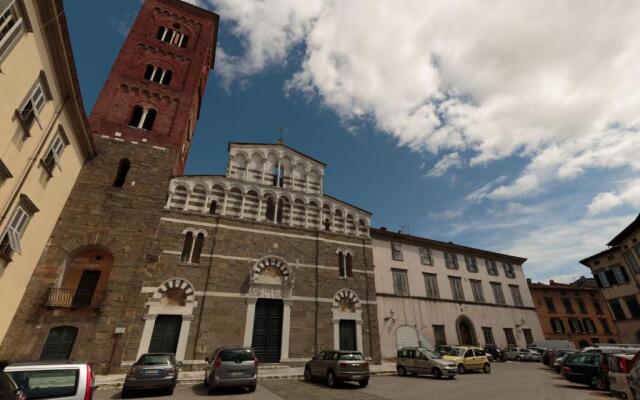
[{"xmin": 442, "ymin": 346, "xmax": 491, "ymax": 374}]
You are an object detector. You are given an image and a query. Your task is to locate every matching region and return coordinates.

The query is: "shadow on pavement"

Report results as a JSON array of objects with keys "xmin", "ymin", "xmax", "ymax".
[{"xmin": 190, "ymin": 383, "xmax": 253, "ymax": 396}]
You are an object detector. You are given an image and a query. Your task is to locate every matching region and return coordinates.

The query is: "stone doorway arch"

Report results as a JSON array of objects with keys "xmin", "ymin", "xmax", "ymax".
[{"xmin": 456, "ymin": 315, "xmax": 477, "ymax": 346}]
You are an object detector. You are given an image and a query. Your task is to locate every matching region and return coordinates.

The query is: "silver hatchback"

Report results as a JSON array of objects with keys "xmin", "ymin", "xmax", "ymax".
[
  {"xmin": 122, "ymin": 353, "xmax": 178, "ymax": 397},
  {"xmin": 397, "ymin": 347, "xmax": 458, "ymax": 379},
  {"xmin": 4, "ymin": 361, "xmax": 95, "ymax": 400},
  {"xmin": 204, "ymin": 347, "xmax": 258, "ymax": 393},
  {"xmin": 304, "ymin": 350, "xmax": 370, "ymax": 388}
]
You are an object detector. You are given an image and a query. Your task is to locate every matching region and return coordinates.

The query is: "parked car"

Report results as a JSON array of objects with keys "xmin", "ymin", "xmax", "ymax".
[
  {"xmin": 608, "ymin": 353, "xmax": 637, "ymax": 399},
  {"xmin": 304, "ymin": 350, "xmax": 370, "ymax": 388},
  {"xmin": 485, "ymin": 345, "xmax": 506, "ymax": 362},
  {"xmin": 205, "ymin": 347, "xmax": 258, "ymax": 393},
  {"xmin": 436, "ymin": 345, "xmax": 455, "ymax": 356},
  {"xmin": 628, "ymin": 352, "xmax": 640, "ymax": 399},
  {"xmin": 503, "ymin": 347, "xmax": 531, "ymax": 361},
  {"xmin": 4, "ymin": 361, "xmax": 95, "ymax": 400},
  {"xmin": 122, "ymin": 353, "xmax": 178, "ymax": 397},
  {"xmin": 526, "ymin": 349, "xmax": 542, "ymax": 362},
  {"xmin": 396, "ymin": 347, "xmax": 458, "ymax": 379},
  {"xmin": 553, "ymin": 352, "xmax": 575, "ymax": 373},
  {"xmin": 0, "ymin": 369, "xmax": 25, "ymax": 400},
  {"xmin": 582, "ymin": 346, "xmax": 640, "ymax": 390},
  {"xmin": 562, "ymin": 352, "xmax": 605, "ymax": 389},
  {"xmin": 442, "ymin": 346, "xmax": 491, "ymax": 374}
]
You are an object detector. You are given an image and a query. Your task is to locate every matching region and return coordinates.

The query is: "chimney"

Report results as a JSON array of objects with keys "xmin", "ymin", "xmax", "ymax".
[
  {"xmin": 380, "ymin": 227, "xmax": 387, "ymax": 231},
  {"xmin": 549, "ymin": 280, "xmax": 555, "ymax": 284},
  {"xmin": 526, "ymin": 278, "xmax": 531, "ymax": 284}
]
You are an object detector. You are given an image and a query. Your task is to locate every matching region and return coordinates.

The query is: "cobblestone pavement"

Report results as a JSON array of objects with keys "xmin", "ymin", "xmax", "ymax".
[{"xmin": 95, "ymin": 362, "xmax": 609, "ymax": 400}]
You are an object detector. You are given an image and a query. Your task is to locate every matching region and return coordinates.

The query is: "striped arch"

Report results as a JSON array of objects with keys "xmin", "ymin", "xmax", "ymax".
[
  {"xmin": 153, "ymin": 278, "xmax": 196, "ymax": 304},
  {"xmin": 333, "ymin": 288, "xmax": 360, "ymax": 309},
  {"xmin": 251, "ymin": 256, "xmax": 292, "ymax": 282}
]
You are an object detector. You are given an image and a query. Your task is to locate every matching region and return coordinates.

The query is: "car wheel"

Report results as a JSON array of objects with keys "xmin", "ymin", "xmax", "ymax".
[
  {"xmin": 207, "ymin": 384, "xmax": 216, "ymax": 395},
  {"xmin": 327, "ymin": 371, "xmax": 338, "ymax": 388},
  {"xmin": 359, "ymin": 379, "xmax": 369, "ymax": 388},
  {"xmin": 483, "ymin": 363, "xmax": 491, "ymax": 374},
  {"xmin": 248, "ymin": 385, "xmax": 256, "ymax": 393},
  {"xmin": 458, "ymin": 364, "xmax": 466, "ymax": 374},
  {"xmin": 397, "ymin": 366, "xmax": 406, "ymax": 376},
  {"xmin": 121, "ymin": 388, "xmax": 130, "ymax": 399},
  {"xmin": 304, "ymin": 367, "xmax": 312, "ymax": 382},
  {"xmin": 432, "ymin": 368, "xmax": 443, "ymax": 379},
  {"xmin": 167, "ymin": 387, "xmax": 174, "ymax": 395},
  {"xmin": 515, "ymin": 356, "xmax": 520, "ymax": 362}
]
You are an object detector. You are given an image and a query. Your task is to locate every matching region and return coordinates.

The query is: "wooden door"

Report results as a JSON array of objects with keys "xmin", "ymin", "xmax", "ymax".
[
  {"xmin": 252, "ymin": 299, "xmax": 283, "ymax": 363},
  {"xmin": 149, "ymin": 315, "xmax": 182, "ymax": 354},
  {"xmin": 339, "ymin": 320, "xmax": 357, "ymax": 351},
  {"xmin": 40, "ymin": 326, "xmax": 77, "ymax": 360}
]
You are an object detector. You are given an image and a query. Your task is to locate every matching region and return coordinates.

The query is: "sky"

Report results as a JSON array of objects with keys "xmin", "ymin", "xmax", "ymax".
[{"xmin": 62, "ymin": 0, "xmax": 640, "ymax": 283}]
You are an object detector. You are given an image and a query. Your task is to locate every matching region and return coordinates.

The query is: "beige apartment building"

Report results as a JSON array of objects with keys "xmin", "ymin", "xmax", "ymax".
[
  {"xmin": 372, "ymin": 228, "xmax": 543, "ymax": 360},
  {"xmin": 581, "ymin": 214, "xmax": 640, "ymax": 343},
  {"xmin": 0, "ymin": 0, "xmax": 95, "ymax": 343}
]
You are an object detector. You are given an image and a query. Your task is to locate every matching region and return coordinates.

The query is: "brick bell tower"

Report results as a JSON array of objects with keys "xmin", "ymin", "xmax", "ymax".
[{"xmin": 0, "ymin": 0, "xmax": 219, "ymax": 372}]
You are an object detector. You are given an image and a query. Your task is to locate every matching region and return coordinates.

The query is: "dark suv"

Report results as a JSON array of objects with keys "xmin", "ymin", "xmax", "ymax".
[{"xmin": 304, "ymin": 351, "xmax": 369, "ymax": 388}]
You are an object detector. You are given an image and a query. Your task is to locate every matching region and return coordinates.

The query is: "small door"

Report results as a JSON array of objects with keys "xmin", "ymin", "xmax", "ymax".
[
  {"xmin": 40, "ymin": 326, "xmax": 78, "ymax": 360},
  {"xmin": 149, "ymin": 315, "xmax": 182, "ymax": 354},
  {"xmin": 339, "ymin": 320, "xmax": 357, "ymax": 351},
  {"xmin": 252, "ymin": 299, "xmax": 283, "ymax": 363},
  {"xmin": 72, "ymin": 270, "xmax": 101, "ymax": 307}
]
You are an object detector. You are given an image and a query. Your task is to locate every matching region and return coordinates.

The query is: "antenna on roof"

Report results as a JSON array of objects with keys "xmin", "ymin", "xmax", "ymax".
[{"xmin": 277, "ymin": 127, "xmax": 287, "ymax": 144}]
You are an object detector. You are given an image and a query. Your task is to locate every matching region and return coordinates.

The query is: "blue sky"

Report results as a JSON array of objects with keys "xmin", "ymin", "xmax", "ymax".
[{"xmin": 62, "ymin": 0, "xmax": 640, "ymax": 283}]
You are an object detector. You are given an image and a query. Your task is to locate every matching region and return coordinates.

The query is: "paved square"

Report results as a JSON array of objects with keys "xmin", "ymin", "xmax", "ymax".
[{"xmin": 95, "ymin": 362, "xmax": 605, "ymax": 400}]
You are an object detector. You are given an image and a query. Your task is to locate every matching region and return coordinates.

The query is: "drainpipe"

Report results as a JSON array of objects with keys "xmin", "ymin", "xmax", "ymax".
[{"xmin": 361, "ymin": 238, "xmax": 374, "ymax": 360}]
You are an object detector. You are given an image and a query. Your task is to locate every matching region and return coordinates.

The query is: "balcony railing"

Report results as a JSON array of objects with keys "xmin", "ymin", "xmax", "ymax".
[{"xmin": 44, "ymin": 288, "xmax": 105, "ymax": 309}]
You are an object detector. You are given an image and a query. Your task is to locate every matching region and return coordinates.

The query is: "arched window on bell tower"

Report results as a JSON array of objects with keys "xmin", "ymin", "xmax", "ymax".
[{"xmin": 129, "ymin": 105, "xmax": 157, "ymax": 131}]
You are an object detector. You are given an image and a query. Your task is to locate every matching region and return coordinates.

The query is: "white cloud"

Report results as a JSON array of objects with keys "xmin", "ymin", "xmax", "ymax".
[
  {"xmin": 210, "ymin": 0, "xmax": 640, "ymax": 196},
  {"xmin": 588, "ymin": 179, "xmax": 640, "ymax": 215},
  {"xmin": 426, "ymin": 152, "xmax": 463, "ymax": 177}
]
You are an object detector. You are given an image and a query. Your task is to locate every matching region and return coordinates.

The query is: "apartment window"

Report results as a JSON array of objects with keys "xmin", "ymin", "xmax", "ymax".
[
  {"xmin": 18, "ymin": 81, "xmax": 46, "ymax": 133},
  {"xmin": 595, "ymin": 270, "xmax": 610, "ymax": 288},
  {"xmin": 624, "ymin": 296, "xmax": 640, "ymax": 319},
  {"xmin": 504, "ymin": 328, "xmax": 516, "ymax": 346},
  {"xmin": 576, "ymin": 298, "xmax": 588, "ymax": 314},
  {"xmin": 449, "ymin": 276, "xmax": 465, "ymax": 301},
  {"xmin": 423, "ymin": 273, "xmax": 439, "ymax": 298},
  {"xmin": 568, "ymin": 318, "xmax": 582, "ymax": 333},
  {"xmin": 599, "ymin": 318, "xmax": 612, "ymax": 334},
  {"xmin": 562, "ymin": 298, "xmax": 575, "ymax": 314},
  {"xmin": 470, "ymin": 280, "xmax": 485, "ymax": 303},
  {"xmin": 523, "ymin": 328, "xmax": 534, "ymax": 346},
  {"xmin": 0, "ymin": 195, "xmax": 38, "ymax": 266},
  {"xmin": 544, "ymin": 297, "xmax": 556, "ymax": 313},
  {"xmin": 509, "ymin": 285, "xmax": 524, "ymax": 307},
  {"xmin": 485, "ymin": 259, "xmax": 498, "ymax": 276},
  {"xmin": 609, "ymin": 299, "xmax": 627, "ymax": 320},
  {"xmin": 465, "ymin": 255, "xmax": 478, "ymax": 272},
  {"xmin": 433, "ymin": 325, "xmax": 447, "ymax": 346},
  {"xmin": 503, "ymin": 263, "xmax": 516, "ymax": 278},
  {"xmin": 612, "ymin": 266, "xmax": 629, "ymax": 285},
  {"xmin": 550, "ymin": 317, "xmax": 565, "ymax": 333},
  {"xmin": 129, "ymin": 105, "xmax": 157, "ymax": 130},
  {"xmin": 592, "ymin": 299, "xmax": 604, "ymax": 315},
  {"xmin": 144, "ymin": 64, "xmax": 173, "ymax": 85},
  {"xmin": 0, "ymin": 0, "xmax": 28, "ymax": 62},
  {"xmin": 634, "ymin": 243, "xmax": 640, "ymax": 265},
  {"xmin": 180, "ymin": 231, "xmax": 204, "ymax": 264},
  {"xmin": 40, "ymin": 131, "xmax": 67, "ymax": 177},
  {"xmin": 392, "ymin": 269, "xmax": 409, "ymax": 296},
  {"xmin": 481, "ymin": 327, "xmax": 495, "ymax": 345},
  {"xmin": 583, "ymin": 318, "xmax": 596, "ymax": 334},
  {"xmin": 156, "ymin": 25, "xmax": 189, "ymax": 48},
  {"xmin": 0, "ymin": 159, "xmax": 11, "ymax": 185},
  {"xmin": 444, "ymin": 252, "xmax": 459, "ymax": 269},
  {"xmin": 491, "ymin": 282, "xmax": 506, "ymax": 305},
  {"xmin": 624, "ymin": 251, "xmax": 640, "ymax": 274},
  {"xmin": 419, "ymin": 247, "xmax": 433, "ymax": 265},
  {"xmin": 391, "ymin": 242, "xmax": 403, "ymax": 261}
]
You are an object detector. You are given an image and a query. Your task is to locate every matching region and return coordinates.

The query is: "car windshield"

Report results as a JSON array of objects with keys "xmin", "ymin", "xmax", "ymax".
[
  {"xmin": 448, "ymin": 348, "xmax": 465, "ymax": 357},
  {"xmin": 419, "ymin": 350, "xmax": 442, "ymax": 359},
  {"xmin": 337, "ymin": 353, "xmax": 364, "ymax": 360},
  {"xmin": 220, "ymin": 349, "xmax": 254, "ymax": 362},
  {"xmin": 139, "ymin": 354, "xmax": 173, "ymax": 365}
]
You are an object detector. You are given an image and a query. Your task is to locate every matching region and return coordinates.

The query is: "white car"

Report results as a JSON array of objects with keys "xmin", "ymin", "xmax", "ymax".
[{"xmin": 4, "ymin": 361, "xmax": 95, "ymax": 400}]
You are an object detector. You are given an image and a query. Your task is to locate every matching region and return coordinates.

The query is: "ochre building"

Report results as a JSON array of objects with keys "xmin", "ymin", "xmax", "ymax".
[
  {"xmin": 581, "ymin": 214, "xmax": 640, "ymax": 343},
  {"xmin": 0, "ymin": 0, "xmax": 95, "ymax": 343},
  {"xmin": 528, "ymin": 278, "xmax": 620, "ymax": 348}
]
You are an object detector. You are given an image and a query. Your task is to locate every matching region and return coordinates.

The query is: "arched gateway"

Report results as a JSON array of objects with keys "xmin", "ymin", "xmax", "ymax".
[{"xmin": 243, "ymin": 256, "xmax": 295, "ymax": 363}]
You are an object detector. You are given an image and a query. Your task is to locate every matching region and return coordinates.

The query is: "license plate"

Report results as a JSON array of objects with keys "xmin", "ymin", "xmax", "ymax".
[
  {"xmin": 351, "ymin": 375, "xmax": 362, "ymax": 380},
  {"xmin": 229, "ymin": 371, "xmax": 244, "ymax": 377},
  {"xmin": 144, "ymin": 369, "xmax": 159, "ymax": 374}
]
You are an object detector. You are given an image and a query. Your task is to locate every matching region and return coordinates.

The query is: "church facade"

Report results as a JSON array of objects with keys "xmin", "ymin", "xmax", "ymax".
[{"xmin": 0, "ymin": 0, "xmax": 380, "ymax": 372}]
